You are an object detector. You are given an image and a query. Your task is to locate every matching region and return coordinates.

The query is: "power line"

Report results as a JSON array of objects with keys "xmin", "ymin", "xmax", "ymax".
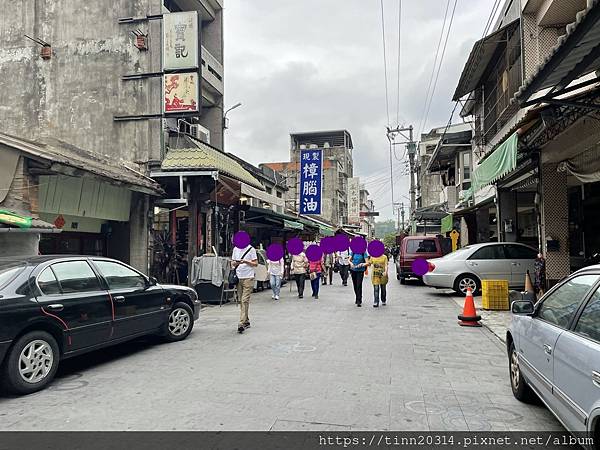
[
  {"xmin": 396, "ymin": 0, "xmax": 402, "ymax": 127},
  {"xmin": 418, "ymin": 0, "xmax": 451, "ymax": 136},
  {"xmin": 421, "ymin": 0, "xmax": 458, "ymax": 134},
  {"xmin": 380, "ymin": 0, "xmax": 391, "ymax": 127}
]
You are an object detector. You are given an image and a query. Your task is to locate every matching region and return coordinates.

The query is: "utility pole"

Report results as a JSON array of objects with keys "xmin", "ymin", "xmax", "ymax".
[
  {"xmin": 400, "ymin": 202, "xmax": 405, "ymax": 231},
  {"xmin": 387, "ymin": 125, "xmax": 416, "ymax": 229}
]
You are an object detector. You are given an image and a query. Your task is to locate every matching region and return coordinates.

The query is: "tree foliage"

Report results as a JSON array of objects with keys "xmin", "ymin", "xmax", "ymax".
[{"xmin": 383, "ymin": 232, "xmax": 397, "ymax": 248}]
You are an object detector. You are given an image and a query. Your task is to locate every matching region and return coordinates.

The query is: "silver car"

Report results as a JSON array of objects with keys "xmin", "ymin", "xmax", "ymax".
[
  {"xmin": 422, "ymin": 242, "xmax": 537, "ymax": 295},
  {"xmin": 508, "ymin": 265, "xmax": 600, "ymax": 442}
]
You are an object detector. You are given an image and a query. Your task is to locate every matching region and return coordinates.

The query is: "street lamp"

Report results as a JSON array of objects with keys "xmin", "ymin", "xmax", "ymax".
[
  {"xmin": 223, "ymin": 102, "xmax": 242, "ymax": 130},
  {"xmin": 222, "ymin": 102, "xmax": 242, "ymax": 153}
]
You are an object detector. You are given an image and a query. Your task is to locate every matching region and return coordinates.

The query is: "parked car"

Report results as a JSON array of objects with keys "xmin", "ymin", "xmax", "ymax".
[
  {"xmin": 396, "ymin": 236, "xmax": 444, "ymax": 284},
  {"xmin": 0, "ymin": 255, "xmax": 200, "ymax": 395},
  {"xmin": 508, "ymin": 265, "xmax": 600, "ymax": 442},
  {"xmin": 422, "ymin": 242, "xmax": 537, "ymax": 295},
  {"xmin": 254, "ymin": 249, "xmax": 270, "ymax": 291}
]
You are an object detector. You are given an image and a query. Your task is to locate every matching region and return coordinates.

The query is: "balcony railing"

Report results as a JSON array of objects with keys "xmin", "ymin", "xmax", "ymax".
[{"xmin": 201, "ymin": 45, "xmax": 223, "ymax": 97}]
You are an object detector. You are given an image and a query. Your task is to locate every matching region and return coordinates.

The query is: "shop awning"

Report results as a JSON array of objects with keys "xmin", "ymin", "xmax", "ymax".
[
  {"xmin": 318, "ymin": 225, "xmax": 335, "ymax": 237},
  {"xmin": 161, "ymin": 139, "xmax": 264, "ymax": 190},
  {"xmin": 283, "ymin": 219, "xmax": 304, "ymax": 231},
  {"xmin": 297, "ymin": 215, "xmax": 336, "ymax": 236},
  {"xmin": 241, "ymin": 182, "xmax": 285, "ymax": 208},
  {"xmin": 413, "ymin": 203, "xmax": 448, "ymax": 221},
  {"xmin": 453, "ymin": 19, "xmax": 519, "ymax": 100},
  {"xmin": 243, "ymin": 206, "xmax": 303, "ymax": 231},
  {"xmin": 0, "ymin": 210, "xmax": 59, "ymax": 234},
  {"xmin": 0, "ymin": 133, "xmax": 163, "ymax": 196},
  {"xmin": 473, "ymin": 132, "xmax": 518, "ymax": 192},
  {"xmin": 517, "ymin": 1, "xmax": 600, "ymax": 105}
]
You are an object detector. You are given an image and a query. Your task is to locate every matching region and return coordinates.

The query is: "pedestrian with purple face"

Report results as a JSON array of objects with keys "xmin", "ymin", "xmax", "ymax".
[{"xmin": 291, "ymin": 251, "xmax": 309, "ymax": 299}]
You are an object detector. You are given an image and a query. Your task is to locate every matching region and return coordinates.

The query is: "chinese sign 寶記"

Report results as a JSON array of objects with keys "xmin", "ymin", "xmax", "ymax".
[
  {"xmin": 299, "ymin": 149, "xmax": 323, "ymax": 215},
  {"xmin": 163, "ymin": 11, "xmax": 199, "ymax": 70},
  {"xmin": 164, "ymin": 73, "xmax": 199, "ymax": 113}
]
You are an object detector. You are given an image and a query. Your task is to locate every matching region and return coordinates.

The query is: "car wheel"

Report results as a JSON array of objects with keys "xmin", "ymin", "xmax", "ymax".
[
  {"xmin": 1, "ymin": 331, "xmax": 60, "ymax": 395},
  {"xmin": 509, "ymin": 342, "xmax": 534, "ymax": 402},
  {"xmin": 164, "ymin": 302, "xmax": 194, "ymax": 342},
  {"xmin": 454, "ymin": 274, "xmax": 480, "ymax": 295},
  {"xmin": 399, "ymin": 277, "xmax": 406, "ymax": 285}
]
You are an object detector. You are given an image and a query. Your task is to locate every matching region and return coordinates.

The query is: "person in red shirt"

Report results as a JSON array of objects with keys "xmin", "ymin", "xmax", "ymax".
[{"xmin": 308, "ymin": 258, "xmax": 324, "ymax": 299}]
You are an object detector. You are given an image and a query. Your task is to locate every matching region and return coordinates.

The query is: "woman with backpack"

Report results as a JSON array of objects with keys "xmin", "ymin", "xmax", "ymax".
[{"xmin": 349, "ymin": 251, "xmax": 369, "ymax": 306}]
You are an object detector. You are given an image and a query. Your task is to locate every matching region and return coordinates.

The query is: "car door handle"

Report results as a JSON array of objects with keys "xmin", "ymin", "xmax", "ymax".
[
  {"xmin": 592, "ymin": 371, "xmax": 600, "ymax": 388},
  {"xmin": 543, "ymin": 344, "xmax": 552, "ymax": 355},
  {"xmin": 113, "ymin": 295, "xmax": 126, "ymax": 303},
  {"xmin": 46, "ymin": 304, "xmax": 64, "ymax": 312},
  {"xmin": 511, "ymin": 262, "xmax": 520, "ymax": 266}
]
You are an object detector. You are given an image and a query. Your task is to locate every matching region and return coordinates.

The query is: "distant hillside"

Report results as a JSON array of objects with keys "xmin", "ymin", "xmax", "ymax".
[{"xmin": 375, "ymin": 220, "xmax": 396, "ymax": 239}]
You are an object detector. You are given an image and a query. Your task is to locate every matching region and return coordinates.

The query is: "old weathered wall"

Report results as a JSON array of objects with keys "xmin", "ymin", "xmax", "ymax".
[{"xmin": 0, "ymin": 0, "xmax": 163, "ymax": 164}]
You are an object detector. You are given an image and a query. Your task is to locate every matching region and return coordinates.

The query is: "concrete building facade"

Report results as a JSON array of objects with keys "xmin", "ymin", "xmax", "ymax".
[
  {"xmin": 0, "ymin": 0, "xmax": 224, "ymax": 273},
  {"xmin": 262, "ymin": 130, "xmax": 355, "ymax": 227}
]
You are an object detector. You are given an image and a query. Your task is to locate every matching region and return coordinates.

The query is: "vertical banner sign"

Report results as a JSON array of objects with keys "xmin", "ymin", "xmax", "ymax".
[
  {"xmin": 163, "ymin": 73, "xmax": 199, "ymax": 113},
  {"xmin": 163, "ymin": 11, "xmax": 199, "ymax": 70},
  {"xmin": 163, "ymin": 11, "xmax": 199, "ymax": 114},
  {"xmin": 299, "ymin": 149, "xmax": 323, "ymax": 215},
  {"xmin": 347, "ymin": 177, "xmax": 360, "ymax": 224}
]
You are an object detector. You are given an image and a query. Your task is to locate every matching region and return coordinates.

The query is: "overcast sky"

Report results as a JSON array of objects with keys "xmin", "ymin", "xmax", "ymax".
[{"xmin": 224, "ymin": 0, "xmax": 496, "ymax": 221}]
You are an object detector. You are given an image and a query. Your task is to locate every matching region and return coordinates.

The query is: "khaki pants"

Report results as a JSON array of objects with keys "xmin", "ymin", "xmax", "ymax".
[{"xmin": 237, "ymin": 278, "xmax": 254, "ymax": 325}]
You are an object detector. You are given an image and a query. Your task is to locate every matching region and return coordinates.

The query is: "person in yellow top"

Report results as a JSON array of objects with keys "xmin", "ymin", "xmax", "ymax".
[{"xmin": 368, "ymin": 253, "xmax": 389, "ymax": 307}]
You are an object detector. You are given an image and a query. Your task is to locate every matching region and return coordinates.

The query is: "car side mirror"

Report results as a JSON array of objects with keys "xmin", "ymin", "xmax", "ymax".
[
  {"xmin": 511, "ymin": 300, "xmax": 534, "ymax": 315},
  {"xmin": 148, "ymin": 276, "xmax": 158, "ymax": 287}
]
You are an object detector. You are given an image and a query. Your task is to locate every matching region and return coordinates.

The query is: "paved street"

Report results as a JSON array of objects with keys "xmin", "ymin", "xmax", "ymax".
[{"xmin": 0, "ymin": 267, "xmax": 561, "ymax": 432}]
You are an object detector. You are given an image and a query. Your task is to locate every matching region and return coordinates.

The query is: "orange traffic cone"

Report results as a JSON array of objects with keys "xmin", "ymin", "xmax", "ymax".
[
  {"xmin": 458, "ymin": 288, "xmax": 482, "ymax": 327},
  {"xmin": 525, "ymin": 270, "xmax": 534, "ymax": 293}
]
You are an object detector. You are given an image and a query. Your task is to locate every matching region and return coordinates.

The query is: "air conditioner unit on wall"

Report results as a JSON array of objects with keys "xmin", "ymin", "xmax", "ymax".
[{"xmin": 190, "ymin": 124, "xmax": 210, "ymax": 144}]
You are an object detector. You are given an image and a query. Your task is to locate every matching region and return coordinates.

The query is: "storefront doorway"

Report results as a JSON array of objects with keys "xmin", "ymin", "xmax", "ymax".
[
  {"xmin": 40, "ymin": 232, "xmax": 106, "ymax": 256},
  {"xmin": 569, "ymin": 180, "xmax": 600, "ymax": 272}
]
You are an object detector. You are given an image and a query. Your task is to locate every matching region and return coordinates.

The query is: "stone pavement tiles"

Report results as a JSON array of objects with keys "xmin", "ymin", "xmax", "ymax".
[{"xmin": 0, "ymin": 267, "xmax": 560, "ymax": 431}]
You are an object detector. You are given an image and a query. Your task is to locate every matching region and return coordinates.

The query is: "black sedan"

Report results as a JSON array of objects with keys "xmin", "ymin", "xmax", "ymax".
[{"xmin": 0, "ymin": 255, "xmax": 200, "ymax": 395}]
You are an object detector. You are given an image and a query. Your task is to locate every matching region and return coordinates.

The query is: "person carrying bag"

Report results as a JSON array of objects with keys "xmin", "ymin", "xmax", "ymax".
[
  {"xmin": 368, "ymin": 253, "xmax": 389, "ymax": 307},
  {"xmin": 349, "ymin": 251, "xmax": 369, "ymax": 307}
]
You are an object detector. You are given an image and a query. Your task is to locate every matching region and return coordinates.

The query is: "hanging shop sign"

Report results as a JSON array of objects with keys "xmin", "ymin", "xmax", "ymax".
[
  {"xmin": 163, "ymin": 11, "xmax": 199, "ymax": 70},
  {"xmin": 0, "ymin": 210, "xmax": 32, "ymax": 228},
  {"xmin": 163, "ymin": 73, "xmax": 199, "ymax": 113},
  {"xmin": 347, "ymin": 177, "xmax": 360, "ymax": 224},
  {"xmin": 299, "ymin": 149, "xmax": 323, "ymax": 215}
]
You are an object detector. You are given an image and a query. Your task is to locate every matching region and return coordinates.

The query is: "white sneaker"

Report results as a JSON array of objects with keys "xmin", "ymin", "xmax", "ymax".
[{"xmin": 275, "ymin": 295, "xmax": 279, "ymax": 300}]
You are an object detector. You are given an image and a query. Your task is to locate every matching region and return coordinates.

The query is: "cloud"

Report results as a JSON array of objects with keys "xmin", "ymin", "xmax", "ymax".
[{"xmin": 224, "ymin": 0, "xmax": 496, "ymax": 219}]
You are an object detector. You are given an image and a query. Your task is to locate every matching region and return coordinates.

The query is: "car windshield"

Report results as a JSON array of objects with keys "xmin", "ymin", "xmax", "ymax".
[
  {"xmin": 0, "ymin": 262, "xmax": 26, "ymax": 289},
  {"xmin": 440, "ymin": 247, "xmax": 472, "ymax": 260}
]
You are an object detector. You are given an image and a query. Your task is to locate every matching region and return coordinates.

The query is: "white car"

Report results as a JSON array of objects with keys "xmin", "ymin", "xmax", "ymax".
[
  {"xmin": 422, "ymin": 242, "xmax": 537, "ymax": 295},
  {"xmin": 508, "ymin": 265, "xmax": 600, "ymax": 442}
]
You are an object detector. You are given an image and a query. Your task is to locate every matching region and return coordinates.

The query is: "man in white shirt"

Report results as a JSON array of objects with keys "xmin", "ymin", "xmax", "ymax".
[
  {"xmin": 337, "ymin": 250, "xmax": 350, "ymax": 286},
  {"xmin": 231, "ymin": 243, "xmax": 258, "ymax": 333}
]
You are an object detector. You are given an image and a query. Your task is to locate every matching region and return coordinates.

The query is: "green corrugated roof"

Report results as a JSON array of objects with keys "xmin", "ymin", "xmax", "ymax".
[
  {"xmin": 283, "ymin": 219, "xmax": 304, "ymax": 230},
  {"xmin": 319, "ymin": 225, "xmax": 335, "ymax": 236},
  {"xmin": 161, "ymin": 141, "xmax": 264, "ymax": 190}
]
